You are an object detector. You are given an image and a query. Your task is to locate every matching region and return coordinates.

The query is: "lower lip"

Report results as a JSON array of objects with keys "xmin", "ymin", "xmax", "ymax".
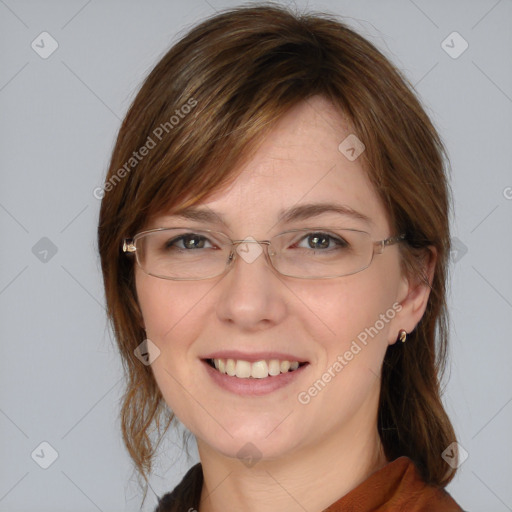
[{"xmin": 202, "ymin": 360, "xmax": 309, "ymax": 396}]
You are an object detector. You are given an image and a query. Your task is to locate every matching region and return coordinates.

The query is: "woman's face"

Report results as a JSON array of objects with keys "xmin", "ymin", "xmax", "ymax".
[{"xmin": 136, "ymin": 95, "xmax": 415, "ymax": 464}]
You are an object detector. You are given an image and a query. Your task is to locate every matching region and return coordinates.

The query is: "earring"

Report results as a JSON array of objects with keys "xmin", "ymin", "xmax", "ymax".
[{"xmin": 398, "ymin": 329, "xmax": 407, "ymax": 343}]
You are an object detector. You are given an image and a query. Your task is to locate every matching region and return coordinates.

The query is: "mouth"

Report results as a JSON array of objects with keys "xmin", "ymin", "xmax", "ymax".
[{"xmin": 204, "ymin": 358, "xmax": 309, "ymax": 379}]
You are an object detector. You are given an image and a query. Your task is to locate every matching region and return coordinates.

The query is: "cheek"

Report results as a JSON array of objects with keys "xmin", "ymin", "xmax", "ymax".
[
  {"xmin": 293, "ymin": 263, "xmax": 402, "ymax": 419},
  {"xmin": 303, "ymin": 265, "xmax": 399, "ymax": 337},
  {"xmin": 135, "ymin": 271, "xmax": 214, "ymax": 357},
  {"xmin": 135, "ymin": 272, "xmax": 217, "ymax": 425},
  {"xmin": 275, "ymin": 267, "xmax": 402, "ymax": 445}
]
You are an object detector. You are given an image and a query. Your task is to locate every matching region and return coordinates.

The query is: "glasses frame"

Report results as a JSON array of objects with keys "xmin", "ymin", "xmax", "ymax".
[{"xmin": 122, "ymin": 227, "xmax": 406, "ymax": 281}]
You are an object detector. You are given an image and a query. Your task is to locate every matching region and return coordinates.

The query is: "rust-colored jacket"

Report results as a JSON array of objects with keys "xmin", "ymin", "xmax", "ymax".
[{"xmin": 323, "ymin": 457, "xmax": 463, "ymax": 511}]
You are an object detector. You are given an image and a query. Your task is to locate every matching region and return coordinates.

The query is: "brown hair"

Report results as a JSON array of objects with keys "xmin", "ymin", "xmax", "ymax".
[{"xmin": 98, "ymin": 3, "xmax": 457, "ymax": 508}]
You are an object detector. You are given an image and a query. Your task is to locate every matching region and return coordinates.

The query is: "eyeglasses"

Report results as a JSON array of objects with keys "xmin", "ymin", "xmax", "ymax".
[{"xmin": 122, "ymin": 227, "xmax": 406, "ymax": 280}]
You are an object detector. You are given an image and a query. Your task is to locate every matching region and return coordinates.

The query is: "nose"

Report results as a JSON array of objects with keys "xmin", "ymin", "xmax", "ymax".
[{"xmin": 215, "ymin": 239, "xmax": 287, "ymax": 331}]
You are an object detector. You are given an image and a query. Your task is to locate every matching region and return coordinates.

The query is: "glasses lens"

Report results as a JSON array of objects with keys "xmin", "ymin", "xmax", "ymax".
[
  {"xmin": 132, "ymin": 227, "xmax": 374, "ymax": 280},
  {"xmin": 136, "ymin": 229, "xmax": 230, "ymax": 280},
  {"xmin": 269, "ymin": 228, "xmax": 372, "ymax": 278}
]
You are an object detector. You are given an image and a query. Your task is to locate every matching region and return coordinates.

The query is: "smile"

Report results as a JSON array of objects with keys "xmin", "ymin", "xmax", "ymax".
[{"xmin": 206, "ymin": 358, "xmax": 306, "ymax": 379}]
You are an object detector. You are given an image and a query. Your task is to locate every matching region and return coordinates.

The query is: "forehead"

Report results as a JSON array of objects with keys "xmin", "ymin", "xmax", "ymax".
[{"xmin": 158, "ymin": 96, "xmax": 390, "ymax": 234}]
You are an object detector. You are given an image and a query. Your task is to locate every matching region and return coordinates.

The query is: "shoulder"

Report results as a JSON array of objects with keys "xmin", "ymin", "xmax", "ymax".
[
  {"xmin": 389, "ymin": 457, "xmax": 463, "ymax": 511},
  {"xmin": 323, "ymin": 457, "xmax": 463, "ymax": 512}
]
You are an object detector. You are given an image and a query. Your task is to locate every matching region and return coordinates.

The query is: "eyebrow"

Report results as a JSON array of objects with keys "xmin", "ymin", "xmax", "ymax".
[
  {"xmin": 170, "ymin": 206, "xmax": 226, "ymax": 223},
  {"xmin": 276, "ymin": 203, "xmax": 373, "ymax": 226},
  {"xmin": 169, "ymin": 203, "xmax": 373, "ymax": 226}
]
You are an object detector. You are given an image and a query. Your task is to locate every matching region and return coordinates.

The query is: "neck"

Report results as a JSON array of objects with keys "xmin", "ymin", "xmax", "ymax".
[{"xmin": 197, "ymin": 414, "xmax": 387, "ymax": 512}]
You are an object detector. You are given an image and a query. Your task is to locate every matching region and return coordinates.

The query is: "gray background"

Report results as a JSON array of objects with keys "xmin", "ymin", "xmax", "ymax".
[{"xmin": 1, "ymin": 0, "xmax": 511, "ymax": 510}]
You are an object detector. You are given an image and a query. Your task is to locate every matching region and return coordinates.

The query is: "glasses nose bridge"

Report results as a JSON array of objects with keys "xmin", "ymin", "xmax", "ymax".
[
  {"xmin": 231, "ymin": 238, "xmax": 271, "ymax": 246},
  {"xmin": 228, "ymin": 238, "xmax": 274, "ymax": 268}
]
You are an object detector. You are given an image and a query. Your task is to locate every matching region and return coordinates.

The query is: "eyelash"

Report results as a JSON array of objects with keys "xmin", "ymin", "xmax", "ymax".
[
  {"xmin": 294, "ymin": 232, "xmax": 348, "ymax": 250},
  {"xmin": 164, "ymin": 231, "xmax": 349, "ymax": 251}
]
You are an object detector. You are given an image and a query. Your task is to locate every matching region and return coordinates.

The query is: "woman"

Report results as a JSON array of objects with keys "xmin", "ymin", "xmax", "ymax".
[{"xmin": 98, "ymin": 4, "xmax": 463, "ymax": 511}]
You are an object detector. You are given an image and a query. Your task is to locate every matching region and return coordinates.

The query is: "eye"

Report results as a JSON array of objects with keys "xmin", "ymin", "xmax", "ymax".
[
  {"xmin": 295, "ymin": 232, "xmax": 348, "ymax": 250},
  {"xmin": 166, "ymin": 233, "xmax": 214, "ymax": 250}
]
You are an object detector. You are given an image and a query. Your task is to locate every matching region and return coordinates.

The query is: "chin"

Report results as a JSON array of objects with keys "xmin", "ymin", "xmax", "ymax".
[{"xmin": 195, "ymin": 419, "xmax": 301, "ymax": 463}]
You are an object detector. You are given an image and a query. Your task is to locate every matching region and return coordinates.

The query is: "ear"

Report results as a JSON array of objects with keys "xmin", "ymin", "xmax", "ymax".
[{"xmin": 388, "ymin": 246, "xmax": 437, "ymax": 345}]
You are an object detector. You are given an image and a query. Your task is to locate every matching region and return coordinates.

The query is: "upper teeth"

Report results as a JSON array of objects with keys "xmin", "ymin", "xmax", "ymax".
[{"xmin": 212, "ymin": 358, "xmax": 300, "ymax": 379}]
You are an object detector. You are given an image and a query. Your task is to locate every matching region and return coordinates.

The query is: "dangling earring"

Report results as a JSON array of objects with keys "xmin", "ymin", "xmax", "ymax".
[{"xmin": 398, "ymin": 329, "xmax": 407, "ymax": 343}]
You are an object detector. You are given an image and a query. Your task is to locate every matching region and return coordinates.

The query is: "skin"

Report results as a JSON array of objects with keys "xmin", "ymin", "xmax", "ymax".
[{"xmin": 135, "ymin": 95, "xmax": 435, "ymax": 512}]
